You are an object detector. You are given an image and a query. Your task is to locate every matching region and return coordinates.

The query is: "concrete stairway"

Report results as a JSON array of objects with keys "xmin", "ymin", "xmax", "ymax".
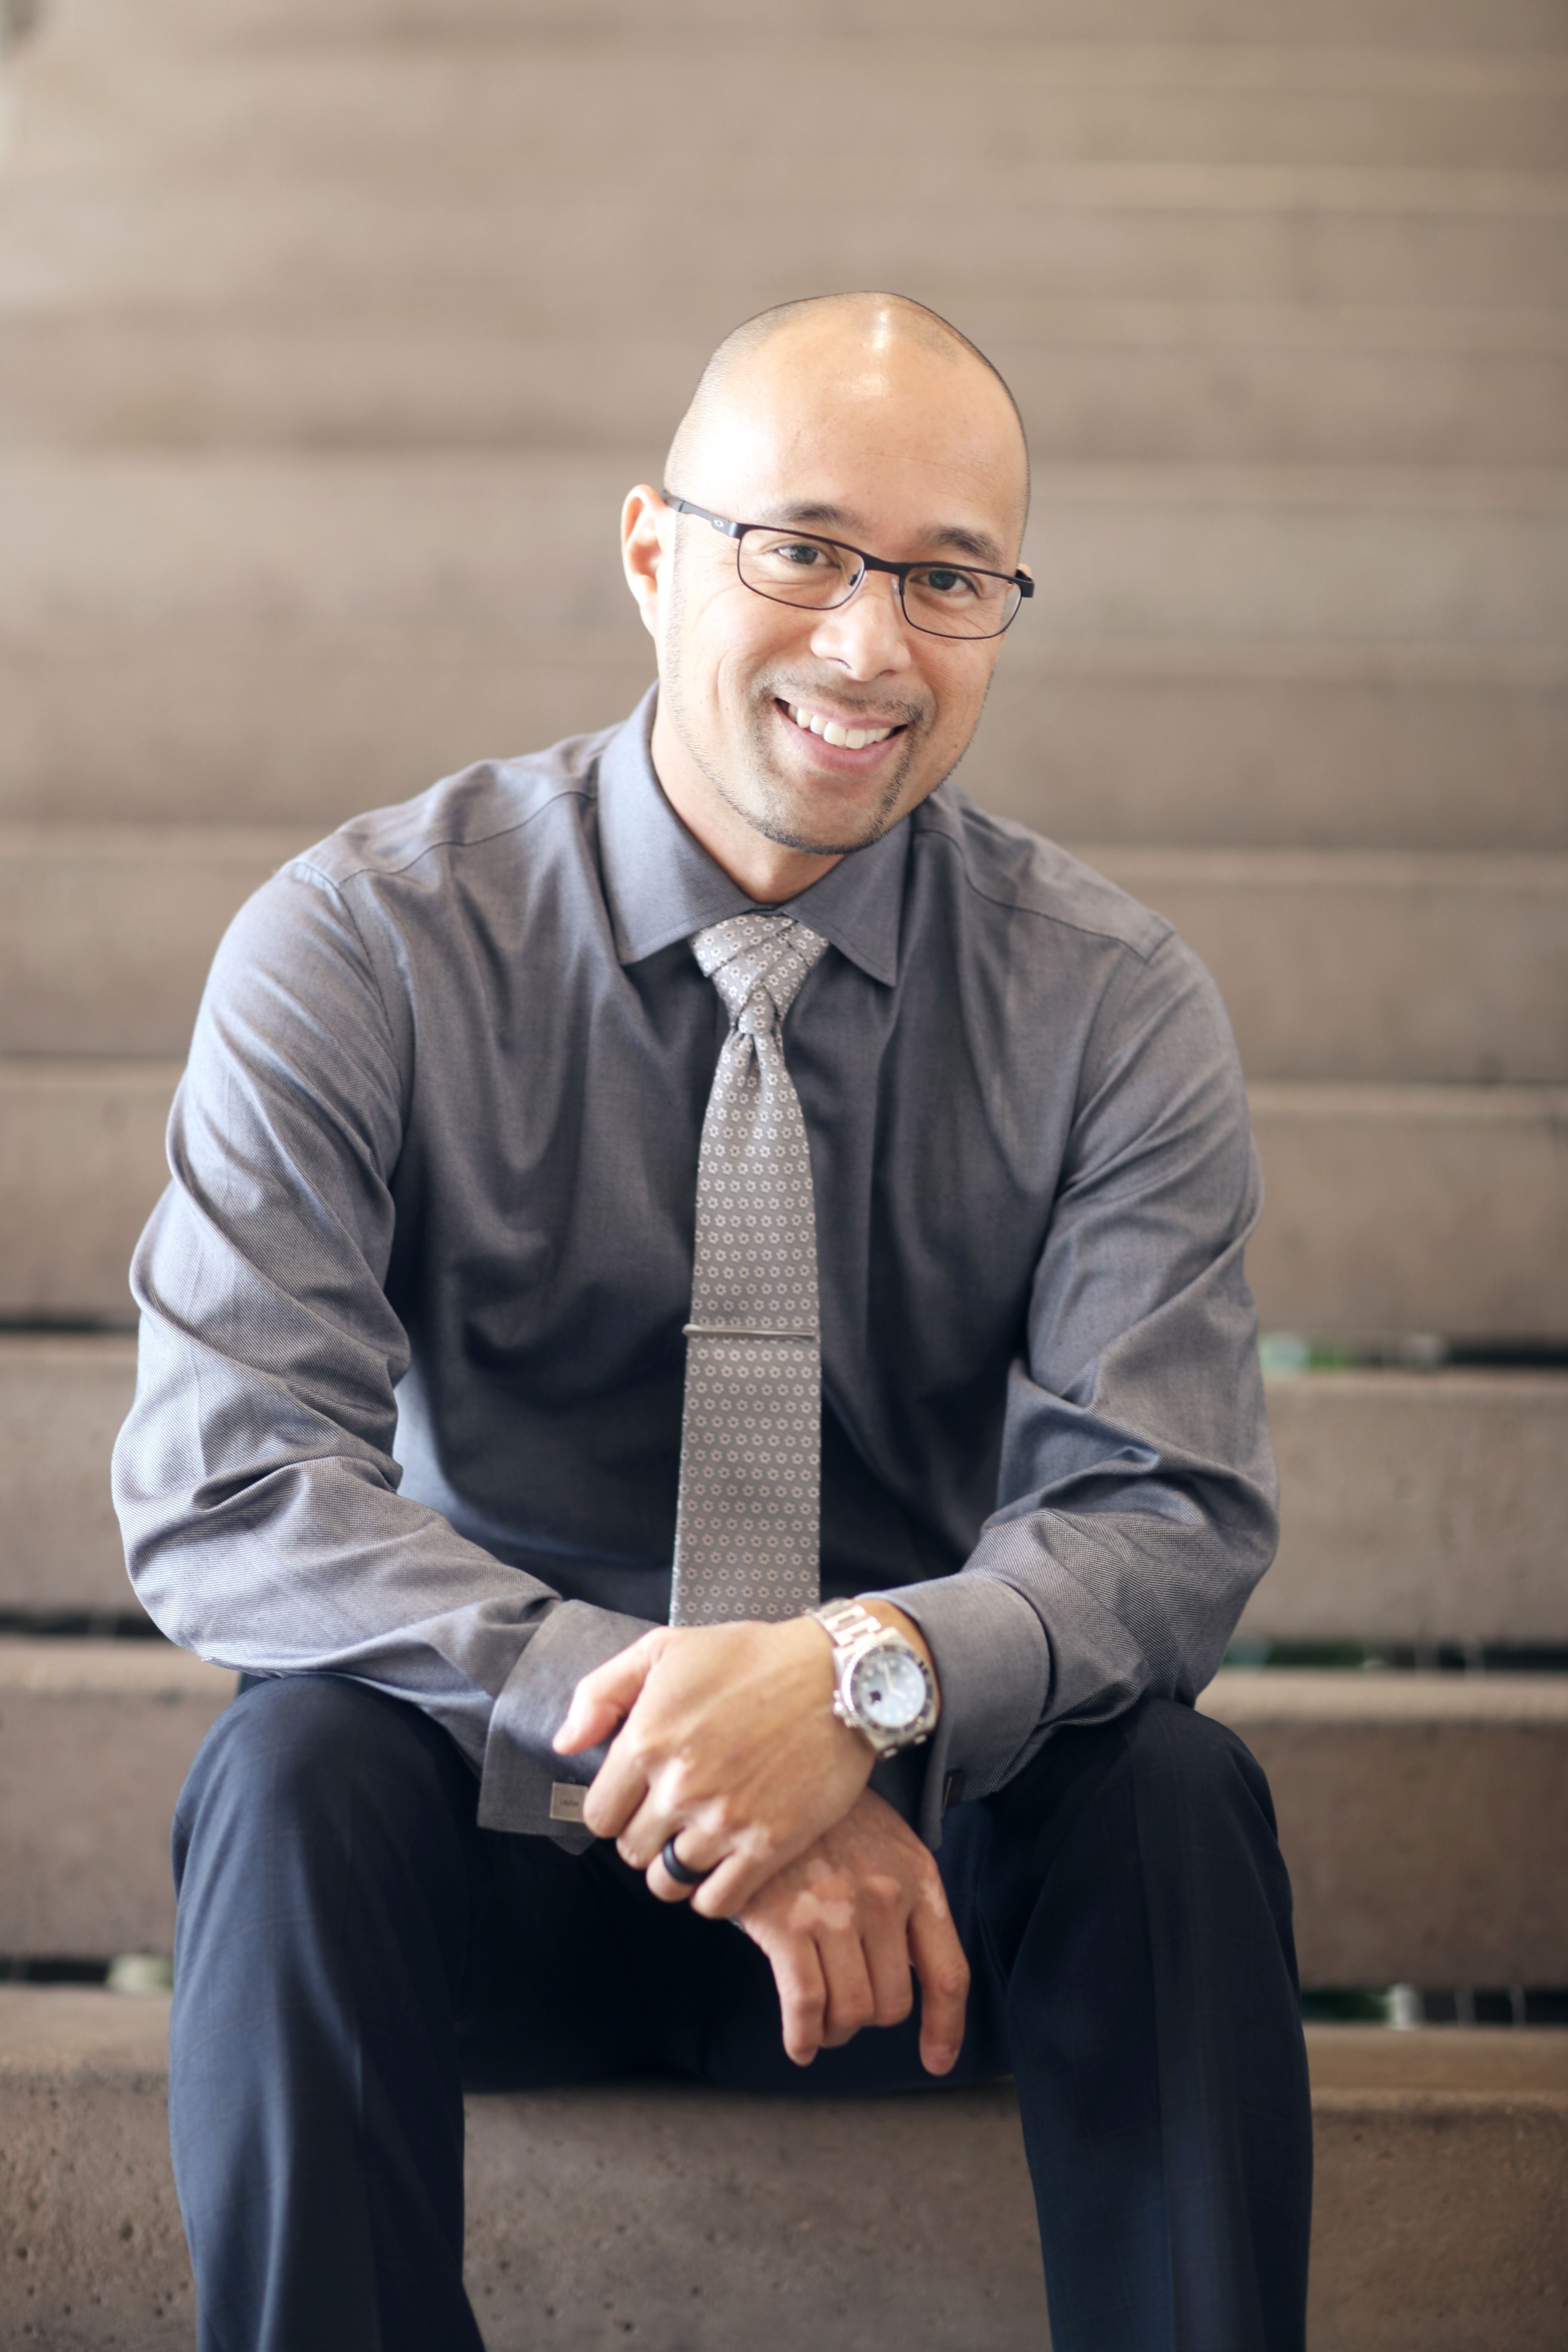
[{"xmin": 1, "ymin": 0, "xmax": 1565, "ymax": 2344}]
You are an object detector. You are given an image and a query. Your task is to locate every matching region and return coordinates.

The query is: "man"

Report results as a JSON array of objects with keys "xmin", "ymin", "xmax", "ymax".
[{"xmin": 114, "ymin": 291, "xmax": 1311, "ymax": 2350}]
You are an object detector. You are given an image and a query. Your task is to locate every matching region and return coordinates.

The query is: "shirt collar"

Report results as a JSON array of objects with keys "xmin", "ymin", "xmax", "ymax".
[{"xmin": 596, "ymin": 686, "xmax": 906, "ymax": 988}]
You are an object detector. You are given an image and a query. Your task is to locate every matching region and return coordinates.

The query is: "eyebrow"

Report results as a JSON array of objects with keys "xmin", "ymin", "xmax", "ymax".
[{"xmin": 764, "ymin": 500, "xmax": 1012, "ymax": 573}]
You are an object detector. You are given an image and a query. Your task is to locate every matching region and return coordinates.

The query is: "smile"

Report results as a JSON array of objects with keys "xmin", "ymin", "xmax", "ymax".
[{"xmin": 783, "ymin": 701, "xmax": 900, "ymax": 752}]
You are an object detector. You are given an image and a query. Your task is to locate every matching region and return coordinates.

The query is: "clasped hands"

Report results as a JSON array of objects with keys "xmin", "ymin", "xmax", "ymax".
[{"xmin": 553, "ymin": 1614, "xmax": 968, "ymax": 2074}]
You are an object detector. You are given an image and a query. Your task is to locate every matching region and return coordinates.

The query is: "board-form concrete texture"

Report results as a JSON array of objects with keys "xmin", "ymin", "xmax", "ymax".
[
  {"xmin": 1200, "ymin": 1671, "xmax": 1568, "ymax": 1985},
  {"xmin": 2, "ymin": 1989, "xmax": 1565, "ymax": 2352},
  {"xmin": 1244, "ymin": 1370, "xmax": 1568, "ymax": 1647},
  {"xmin": 0, "ymin": 1642, "xmax": 230, "ymax": 1956}
]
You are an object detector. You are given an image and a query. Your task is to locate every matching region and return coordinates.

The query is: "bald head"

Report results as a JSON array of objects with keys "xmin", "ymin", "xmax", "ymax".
[{"xmin": 666, "ymin": 292, "xmax": 1029, "ymax": 535}]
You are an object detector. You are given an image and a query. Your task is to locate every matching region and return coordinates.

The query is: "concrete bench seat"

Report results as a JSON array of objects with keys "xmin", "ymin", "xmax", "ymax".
[{"xmin": 3, "ymin": 1987, "xmax": 1565, "ymax": 2351}]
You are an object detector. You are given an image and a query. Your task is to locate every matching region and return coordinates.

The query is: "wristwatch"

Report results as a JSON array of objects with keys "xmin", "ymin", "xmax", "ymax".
[{"xmin": 810, "ymin": 1598, "xmax": 938, "ymax": 1757}]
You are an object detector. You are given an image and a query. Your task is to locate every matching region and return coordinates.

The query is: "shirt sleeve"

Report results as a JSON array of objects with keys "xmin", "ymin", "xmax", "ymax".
[
  {"xmin": 867, "ymin": 928, "xmax": 1279, "ymax": 1849},
  {"xmin": 110, "ymin": 862, "xmax": 654, "ymax": 1848}
]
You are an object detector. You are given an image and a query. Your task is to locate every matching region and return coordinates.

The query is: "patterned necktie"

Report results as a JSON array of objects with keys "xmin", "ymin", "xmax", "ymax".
[{"xmin": 670, "ymin": 912, "xmax": 830, "ymax": 1626}]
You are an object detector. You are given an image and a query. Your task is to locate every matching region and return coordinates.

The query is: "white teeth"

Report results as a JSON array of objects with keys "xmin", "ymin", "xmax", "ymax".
[{"xmin": 785, "ymin": 702, "xmax": 894, "ymax": 748}]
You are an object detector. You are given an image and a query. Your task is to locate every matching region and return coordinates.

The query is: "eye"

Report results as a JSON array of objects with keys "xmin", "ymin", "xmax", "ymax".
[
  {"xmin": 772, "ymin": 539, "xmax": 833, "ymax": 570},
  {"xmin": 914, "ymin": 565, "xmax": 983, "ymax": 600}
]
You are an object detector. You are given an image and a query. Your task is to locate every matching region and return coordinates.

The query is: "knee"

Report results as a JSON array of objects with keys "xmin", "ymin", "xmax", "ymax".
[
  {"xmin": 1120, "ymin": 1695, "xmax": 1280, "ymax": 1844},
  {"xmin": 174, "ymin": 1673, "xmax": 465, "ymax": 1892}
]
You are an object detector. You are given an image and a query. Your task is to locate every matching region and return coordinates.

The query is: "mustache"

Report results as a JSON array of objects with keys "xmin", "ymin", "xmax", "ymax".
[{"xmin": 762, "ymin": 680, "xmax": 928, "ymax": 729}]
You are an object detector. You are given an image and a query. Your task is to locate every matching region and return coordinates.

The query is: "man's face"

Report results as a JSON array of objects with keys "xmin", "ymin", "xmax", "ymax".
[{"xmin": 628, "ymin": 333, "xmax": 1029, "ymax": 867}]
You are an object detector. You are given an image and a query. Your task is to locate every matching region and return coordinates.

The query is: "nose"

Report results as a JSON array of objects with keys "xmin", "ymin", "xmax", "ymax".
[{"xmin": 807, "ymin": 567, "xmax": 916, "ymax": 680}]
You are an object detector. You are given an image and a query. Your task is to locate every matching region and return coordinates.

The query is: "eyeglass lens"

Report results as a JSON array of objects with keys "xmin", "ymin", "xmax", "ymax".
[{"xmin": 735, "ymin": 528, "xmax": 1021, "ymax": 640}]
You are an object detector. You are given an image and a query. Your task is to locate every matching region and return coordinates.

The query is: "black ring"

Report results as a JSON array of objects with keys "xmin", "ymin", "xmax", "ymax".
[{"xmin": 660, "ymin": 1835, "xmax": 714, "ymax": 1887}]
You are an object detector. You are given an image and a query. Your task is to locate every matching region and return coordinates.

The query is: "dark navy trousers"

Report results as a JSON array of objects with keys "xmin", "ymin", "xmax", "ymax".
[{"xmin": 169, "ymin": 1676, "xmax": 1312, "ymax": 2351}]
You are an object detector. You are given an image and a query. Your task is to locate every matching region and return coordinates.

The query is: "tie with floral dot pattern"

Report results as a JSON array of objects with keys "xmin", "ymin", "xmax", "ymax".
[{"xmin": 670, "ymin": 912, "xmax": 830, "ymax": 1626}]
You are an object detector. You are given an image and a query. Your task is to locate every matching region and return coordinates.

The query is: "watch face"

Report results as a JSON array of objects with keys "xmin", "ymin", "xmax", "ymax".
[{"xmin": 850, "ymin": 1645, "xmax": 928, "ymax": 1731}]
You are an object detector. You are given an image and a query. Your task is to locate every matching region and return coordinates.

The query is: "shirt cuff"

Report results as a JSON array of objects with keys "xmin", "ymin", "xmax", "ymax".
[
  {"xmin": 864, "ymin": 1575, "xmax": 1051, "ymax": 1848},
  {"xmin": 478, "ymin": 1599, "xmax": 658, "ymax": 1847}
]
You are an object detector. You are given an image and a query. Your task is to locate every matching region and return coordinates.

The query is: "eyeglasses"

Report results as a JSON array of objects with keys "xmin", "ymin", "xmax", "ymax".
[{"xmin": 663, "ymin": 493, "xmax": 1033, "ymax": 642}]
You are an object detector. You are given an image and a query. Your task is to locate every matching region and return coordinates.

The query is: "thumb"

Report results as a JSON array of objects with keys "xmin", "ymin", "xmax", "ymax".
[{"xmin": 552, "ymin": 1632, "xmax": 662, "ymax": 1753}]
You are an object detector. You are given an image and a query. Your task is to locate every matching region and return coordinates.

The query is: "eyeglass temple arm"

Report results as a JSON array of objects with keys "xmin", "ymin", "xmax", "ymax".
[{"xmin": 664, "ymin": 493, "xmax": 743, "ymax": 541}]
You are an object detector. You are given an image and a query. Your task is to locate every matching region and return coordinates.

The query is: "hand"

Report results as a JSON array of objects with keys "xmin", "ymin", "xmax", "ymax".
[
  {"xmin": 735, "ymin": 1789, "xmax": 970, "ymax": 2074},
  {"xmin": 553, "ymin": 1617, "xmax": 875, "ymax": 1917}
]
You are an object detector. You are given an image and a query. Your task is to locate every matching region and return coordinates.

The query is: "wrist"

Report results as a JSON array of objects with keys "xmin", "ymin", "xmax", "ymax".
[{"xmin": 808, "ymin": 1597, "xmax": 940, "ymax": 1756}]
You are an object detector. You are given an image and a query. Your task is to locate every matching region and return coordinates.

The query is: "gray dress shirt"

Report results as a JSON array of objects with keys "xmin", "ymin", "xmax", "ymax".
[{"xmin": 113, "ymin": 687, "xmax": 1277, "ymax": 1851}]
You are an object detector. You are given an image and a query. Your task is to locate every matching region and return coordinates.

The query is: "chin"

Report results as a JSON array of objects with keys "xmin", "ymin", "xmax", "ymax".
[{"xmin": 737, "ymin": 785, "xmax": 902, "ymax": 861}]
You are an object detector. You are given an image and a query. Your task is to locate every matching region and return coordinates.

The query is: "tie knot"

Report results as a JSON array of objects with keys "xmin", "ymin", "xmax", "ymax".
[{"xmin": 691, "ymin": 912, "xmax": 828, "ymax": 1032}]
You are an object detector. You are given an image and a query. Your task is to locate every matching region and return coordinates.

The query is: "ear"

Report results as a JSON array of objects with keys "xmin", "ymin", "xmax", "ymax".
[{"xmin": 622, "ymin": 484, "xmax": 670, "ymax": 639}]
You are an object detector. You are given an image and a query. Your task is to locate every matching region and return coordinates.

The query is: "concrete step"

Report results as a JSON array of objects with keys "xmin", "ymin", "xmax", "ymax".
[
  {"xmin": 0, "ymin": 1060, "xmax": 175, "ymax": 1325},
  {"xmin": 4, "ymin": 169, "xmax": 1565, "ymax": 322},
  {"xmin": 9, "ymin": 827, "xmax": 1565, "ymax": 1083},
  {"xmin": 3, "ymin": 1642, "xmax": 1564, "ymax": 1981},
  {"xmin": 8, "ymin": 309, "xmax": 1567, "ymax": 468},
  {"xmin": 0, "ymin": 1335, "xmax": 139, "ymax": 1621},
  {"xmin": 37, "ymin": 0, "xmax": 1568, "ymax": 49},
  {"xmin": 1245, "ymin": 1081, "xmax": 1568, "ymax": 1341},
  {"xmin": 6, "ymin": 1347, "xmax": 1566, "ymax": 1651},
  {"xmin": 5, "ymin": 1060, "xmax": 1563, "ymax": 1333},
  {"xmin": 0, "ymin": 824, "xmax": 311, "ymax": 1061},
  {"xmin": 1, "ymin": 1990, "xmax": 1564, "ymax": 2350},
  {"xmin": 4, "ymin": 629, "xmax": 1563, "ymax": 853},
  {"xmin": 1197, "ymin": 1670, "xmax": 1568, "ymax": 1983},
  {"xmin": 11, "ymin": 38, "xmax": 1568, "ymax": 179},
  {"xmin": 1085, "ymin": 848, "xmax": 1568, "ymax": 1081},
  {"xmin": 0, "ymin": 1640, "xmax": 230, "ymax": 1955},
  {"xmin": 1247, "ymin": 1370, "xmax": 1568, "ymax": 1648},
  {"xmin": 975, "ymin": 643, "xmax": 1568, "ymax": 853}
]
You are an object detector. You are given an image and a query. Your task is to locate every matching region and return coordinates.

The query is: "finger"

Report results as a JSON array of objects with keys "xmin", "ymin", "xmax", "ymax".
[
  {"xmin": 579, "ymin": 1745, "xmax": 650, "ymax": 1842},
  {"xmin": 646, "ymin": 1830, "xmax": 723, "ymax": 1907},
  {"xmin": 858, "ymin": 1880, "xmax": 918, "ymax": 2031},
  {"xmin": 814, "ymin": 1918, "xmax": 878, "ymax": 2050},
  {"xmin": 552, "ymin": 1635, "xmax": 661, "ymax": 1755},
  {"xmin": 756, "ymin": 1927, "xmax": 829, "ymax": 2067},
  {"xmin": 909, "ymin": 1883, "xmax": 970, "ymax": 2076}
]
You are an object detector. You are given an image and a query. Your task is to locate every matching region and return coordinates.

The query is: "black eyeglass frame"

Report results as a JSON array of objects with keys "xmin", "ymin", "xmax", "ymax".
[{"xmin": 663, "ymin": 491, "xmax": 1034, "ymax": 642}]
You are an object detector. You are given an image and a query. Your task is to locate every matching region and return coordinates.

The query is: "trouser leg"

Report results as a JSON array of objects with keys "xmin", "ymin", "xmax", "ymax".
[
  {"xmin": 953, "ymin": 1698, "xmax": 1314, "ymax": 2352},
  {"xmin": 169, "ymin": 1675, "xmax": 490, "ymax": 2352},
  {"xmin": 168, "ymin": 1672, "xmax": 740, "ymax": 2352}
]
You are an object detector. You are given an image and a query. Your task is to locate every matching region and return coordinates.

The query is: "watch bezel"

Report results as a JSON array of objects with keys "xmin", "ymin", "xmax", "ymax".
[{"xmin": 846, "ymin": 1640, "xmax": 931, "ymax": 1733}]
